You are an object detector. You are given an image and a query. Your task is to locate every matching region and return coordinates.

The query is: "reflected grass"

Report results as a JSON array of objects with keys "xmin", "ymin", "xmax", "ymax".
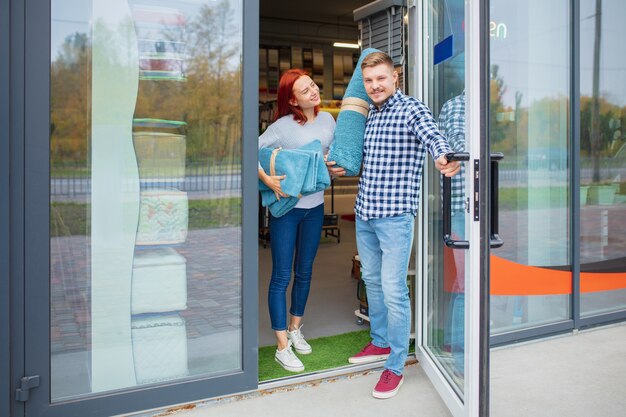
[
  {"xmin": 50, "ymin": 198, "xmax": 241, "ymax": 237},
  {"xmin": 499, "ymin": 186, "xmax": 568, "ymax": 211},
  {"xmin": 187, "ymin": 198, "xmax": 241, "ymax": 229},
  {"xmin": 50, "ymin": 163, "xmax": 241, "ymax": 178},
  {"xmin": 50, "ymin": 202, "xmax": 91, "ymax": 237}
]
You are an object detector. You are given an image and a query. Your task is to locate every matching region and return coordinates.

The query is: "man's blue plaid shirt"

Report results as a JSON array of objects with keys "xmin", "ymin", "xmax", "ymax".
[
  {"xmin": 355, "ymin": 90, "xmax": 453, "ymax": 220},
  {"xmin": 438, "ymin": 91, "xmax": 466, "ymax": 214}
]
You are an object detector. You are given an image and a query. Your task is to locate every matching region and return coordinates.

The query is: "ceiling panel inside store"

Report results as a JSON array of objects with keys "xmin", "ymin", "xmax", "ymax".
[
  {"xmin": 260, "ymin": 0, "xmax": 371, "ymax": 25},
  {"xmin": 260, "ymin": 0, "xmax": 371, "ymax": 45}
]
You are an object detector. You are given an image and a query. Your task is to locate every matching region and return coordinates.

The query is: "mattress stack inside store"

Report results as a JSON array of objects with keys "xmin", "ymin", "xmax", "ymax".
[{"xmin": 129, "ymin": 2, "xmax": 190, "ymax": 385}]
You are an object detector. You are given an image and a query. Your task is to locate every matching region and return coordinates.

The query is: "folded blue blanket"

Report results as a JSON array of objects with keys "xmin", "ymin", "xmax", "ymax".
[
  {"xmin": 259, "ymin": 140, "xmax": 331, "ymax": 217},
  {"xmin": 327, "ymin": 48, "xmax": 380, "ymax": 176}
]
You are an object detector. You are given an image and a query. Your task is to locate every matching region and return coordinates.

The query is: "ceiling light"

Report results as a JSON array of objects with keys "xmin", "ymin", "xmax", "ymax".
[{"xmin": 333, "ymin": 42, "xmax": 360, "ymax": 49}]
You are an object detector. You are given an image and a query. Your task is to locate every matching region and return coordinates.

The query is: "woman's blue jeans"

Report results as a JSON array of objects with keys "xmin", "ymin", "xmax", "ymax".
[
  {"xmin": 356, "ymin": 213, "xmax": 414, "ymax": 376},
  {"xmin": 268, "ymin": 204, "xmax": 324, "ymax": 331}
]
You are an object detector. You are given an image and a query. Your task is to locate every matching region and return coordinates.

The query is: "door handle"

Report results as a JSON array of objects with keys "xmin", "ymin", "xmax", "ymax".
[
  {"xmin": 442, "ymin": 152, "xmax": 470, "ymax": 249},
  {"xmin": 490, "ymin": 152, "xmax": 504, "ymax": 248},
  {"xmin": 442, "ymin": 152, "xmax": 504, "ymax": 249}
]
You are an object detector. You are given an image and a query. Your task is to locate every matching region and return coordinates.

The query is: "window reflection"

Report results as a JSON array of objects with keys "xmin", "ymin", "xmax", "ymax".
[
  {"xmin": 579, "ymin": 0, "xmax": 626, "ymax": 317},
  {"xmin": 489, "ymin": 0, "xmax": 571, "ymax": 332},
  {"xmin": 51, "ymin": 0, "xmax": 243, "ymax": 401}
]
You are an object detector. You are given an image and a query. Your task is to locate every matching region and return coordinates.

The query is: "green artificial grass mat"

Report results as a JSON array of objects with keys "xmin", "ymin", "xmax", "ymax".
[
  {"xmin": 258, "ymin": 329, "xmax": 416, "ymax": 382},
  {"xmin": 258, "ymin": 329, "xmax": 371, "ymax": 381}
]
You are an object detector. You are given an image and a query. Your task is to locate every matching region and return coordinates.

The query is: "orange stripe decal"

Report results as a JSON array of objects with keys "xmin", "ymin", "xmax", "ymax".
[
  {"xmin": 490, "ymin": 255, "xmax": 626, "ymax": 296},
  {"xmin": 581, "ymin": 272, "xmax": 626, "ymax": 293},
  {"xmin": 490, "ymin": 255, "xmax": 571, "ymax": 296}
]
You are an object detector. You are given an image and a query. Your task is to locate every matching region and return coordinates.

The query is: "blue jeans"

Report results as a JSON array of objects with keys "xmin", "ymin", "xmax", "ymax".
[
  {"xmin": 268, "ymin": 204, "xmax": 324, "ymax": 330},
  {"xmin": 356, "ymin": 213, "xmax": 414, "ymax": 375}
]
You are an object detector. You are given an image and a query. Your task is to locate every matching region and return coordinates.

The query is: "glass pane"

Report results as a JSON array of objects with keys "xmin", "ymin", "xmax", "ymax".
[
  {"xmin": 50, "ymin": 0, "xmax": 243, "ymax": 402},
  {"xmin": 580, "ymin": 0, "xmax": 626, "ymax": 317},
  {"xmin": 489, "ymin": 0, "xmax": 571, "ymax": 333},
  {"xmin": 424, "ymin": 0, "xmax": 466, "ymax": 396}
]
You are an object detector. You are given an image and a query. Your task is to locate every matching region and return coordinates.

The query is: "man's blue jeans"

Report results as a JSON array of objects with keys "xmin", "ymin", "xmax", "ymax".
[
  {"xmin": 268, "ymin": 204, "xmax": 324, "ymax": 330},
  {"xmin": 446, "ymin": 212, "xmax": 465, "ymax": 374},
  {"xmin": 356, "ymin": 213, "xmax": 414, "ymax": 376}
]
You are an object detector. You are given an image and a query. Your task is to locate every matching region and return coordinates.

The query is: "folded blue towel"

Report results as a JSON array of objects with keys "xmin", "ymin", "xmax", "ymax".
[
  {"xmin": 328, "ymin": 48, "xmax": 380, "ymax": 176},
  {"xmin": 258, "ymin": 140, "xmax": 331, "ymax": 217},
  {"xmin": 296, "ymin": 140, "xmax": 331, "ymax": 193},
  {"xmin": 258, "ymin": 147, "xmax": 312, "ymax": 197},
  {"xmin": 260, "ymin": 190, "xmax": 300, "ymax": 218},
  {"xmin": 293, "ymin": 148, "xmax": 318, "ymax": 194}
]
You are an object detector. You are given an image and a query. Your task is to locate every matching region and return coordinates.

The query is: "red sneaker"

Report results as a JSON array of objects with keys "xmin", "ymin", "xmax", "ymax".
[
  {"xmin": 348, "ymin": 342, "xmax": 391, "ymax": 364},
  {"xmin": 372, "ymin": 369, "xmax": 404, "ymax": 399}
]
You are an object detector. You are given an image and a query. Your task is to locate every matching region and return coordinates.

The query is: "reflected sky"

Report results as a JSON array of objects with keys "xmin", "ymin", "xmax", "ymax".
[
  {"xmin": 492, "ymin": 0, "xmax": 626, "ymax": 107},
  {"xmin": 52, "ymin": 0, "xmax": 243, "ymax": 66},
  {"xmin": 580, "ymin": 0, "xmax": 626, "ymax": 105}
]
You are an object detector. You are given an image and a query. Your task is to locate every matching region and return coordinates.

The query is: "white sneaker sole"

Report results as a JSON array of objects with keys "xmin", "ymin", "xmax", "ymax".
[
  {"xmin": 294, "ymin": 346, "xmax": 312, "ymax": 355},
  {"xmin": 372, "ymin": 376, "xmax": 404, "ymax": 399},
  {"xmin": 274, "ymin": 357, "xmax": 304, "ymax": 372},
  {"xmin": 348, "ymin": 353, "xmax": 390, "ymax": 364}
]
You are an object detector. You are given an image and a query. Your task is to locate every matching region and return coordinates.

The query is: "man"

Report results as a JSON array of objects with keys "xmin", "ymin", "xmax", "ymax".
[{"xmin": 348, "ymin": 51, "xmax": 461, "ymax": 399}]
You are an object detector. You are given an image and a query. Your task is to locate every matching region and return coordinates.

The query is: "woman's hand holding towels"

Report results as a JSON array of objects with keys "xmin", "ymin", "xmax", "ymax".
[
  {"xmin": 259, "ymin": 140, "xmax": 333, "ymax": 217},
  {"xmin": 258, "ymin": 169, "xmax": 288, "ymax": 200}
]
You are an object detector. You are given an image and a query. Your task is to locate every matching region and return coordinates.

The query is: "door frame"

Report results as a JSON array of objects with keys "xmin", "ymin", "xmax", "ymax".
[
  {"xmin": 5, "ymin": 0, "xmax": 27, "ymax": 416},
  {"xmin": 1, "ymin": 0, "xmax": 15, "ymax": 416},
  {"xmin": 17, "ymin": 1, "xmax": 259, "ymax": 416},
  {"xmin": 412, "ymin": 0, "xmax": 491, "ymax": 415}
]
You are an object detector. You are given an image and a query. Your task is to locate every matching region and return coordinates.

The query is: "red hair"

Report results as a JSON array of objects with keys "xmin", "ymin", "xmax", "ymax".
[{"xmin": 274, "ymin": 69, "xmax": 319, "ymax": 125}]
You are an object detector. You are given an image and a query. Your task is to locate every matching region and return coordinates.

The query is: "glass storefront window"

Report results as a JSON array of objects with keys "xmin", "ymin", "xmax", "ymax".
[
  {"xmin": 50, "ymin": 0, "xmax": 243, "ymax": 401},
  {"xmin": 489, "ymin": 0, "xmax": 571, "ymax": 333},
  {"xmin": 579, "ymin": 0, "xmax": 626, "ymax": 317}
]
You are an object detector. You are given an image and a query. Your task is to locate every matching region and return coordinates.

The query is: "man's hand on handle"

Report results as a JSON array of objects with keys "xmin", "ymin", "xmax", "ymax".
[{"xmin": 435, "ymin": 155, "xmax": 461, "ymax": 177}]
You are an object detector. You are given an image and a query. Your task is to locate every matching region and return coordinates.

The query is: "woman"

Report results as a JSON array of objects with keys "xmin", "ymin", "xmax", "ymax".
[{"xmin": 259, "ymin": 69, "xmax": 344, "ymax": 372}]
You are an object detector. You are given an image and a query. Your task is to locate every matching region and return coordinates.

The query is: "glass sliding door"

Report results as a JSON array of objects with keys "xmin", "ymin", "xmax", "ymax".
[
  {"xmin": 579, "ymin": 0, "xmax": 626, "ymax": 318},
  {"xmin": 489, "ymin": 0, "xmax": 572, "ymax": 335},
  {"xmin": 422, "ymin": 0, "xmax": 467, "ymax": 397},
  {"xmin": 416, "ymin": 0, "xmax": 490, "ymax": 415},
  {"xmin": 26, "ymin": 0, "xmax": 257, "ymax": 415}
]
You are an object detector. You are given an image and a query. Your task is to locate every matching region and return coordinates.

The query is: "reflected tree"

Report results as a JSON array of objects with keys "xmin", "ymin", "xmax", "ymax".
[
  {"xmin": 185, "ymin": 0, "xmax": 242, "ymax": 164},
  {"xmin": 591, "ymin": 0, "xmax": 602, "ymax": 182},
  {"xmin": 51, "ymin": 32, "xmax": 92, "ymax": 168},
  {"xmin": 490, "ymin": 65, "xmax": 519, "ymax": 162}
]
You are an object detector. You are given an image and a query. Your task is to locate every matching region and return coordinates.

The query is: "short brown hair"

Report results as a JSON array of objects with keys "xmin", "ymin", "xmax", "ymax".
[{"xmin": 361, "ymin": 51, "xmax": 394, "ymax": 70}]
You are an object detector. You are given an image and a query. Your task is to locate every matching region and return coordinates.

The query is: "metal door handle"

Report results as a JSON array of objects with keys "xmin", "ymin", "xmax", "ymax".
[
  {"xmin": 490, "ymin": 152, "xmax": 504, "ymax": 248},
  {"xmin": 441, "ymin": 152, "xmax": 504, "ymax": 249},
  {"xmin": 442, "ymin": 152, "xmax": 470, "ymax": 249}
]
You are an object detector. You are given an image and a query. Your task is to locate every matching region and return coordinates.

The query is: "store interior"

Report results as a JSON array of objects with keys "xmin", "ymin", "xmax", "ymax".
[
  {"xmin": 254, "ymin": 0, "xmax": 414, "ymax": 368},
  {"xmin": 257, "ymin": 0, "xmax": 379, "ymax": 351}
]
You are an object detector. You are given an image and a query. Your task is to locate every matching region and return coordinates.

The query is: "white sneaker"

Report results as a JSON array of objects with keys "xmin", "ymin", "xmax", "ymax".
[
  {"xmin": 287, "ymin": 326, "xmax": 312, "ymax": 354},
  {"xmin": 275, "ymin": 341, "xmax": 305, "ymax": 372}
]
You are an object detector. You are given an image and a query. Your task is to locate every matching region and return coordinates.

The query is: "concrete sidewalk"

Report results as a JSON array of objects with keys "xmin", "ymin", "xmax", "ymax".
[
  {"xmin": 129, "ymin": 323, "xmax": 626, "ymax": 417},
  {"xmin": 138, "ymin": 363, "xmax": 452, "ymax": 417},
  {"xmin": 491, "ymin": 323, "xmax": 626, "ymax": 417}
]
